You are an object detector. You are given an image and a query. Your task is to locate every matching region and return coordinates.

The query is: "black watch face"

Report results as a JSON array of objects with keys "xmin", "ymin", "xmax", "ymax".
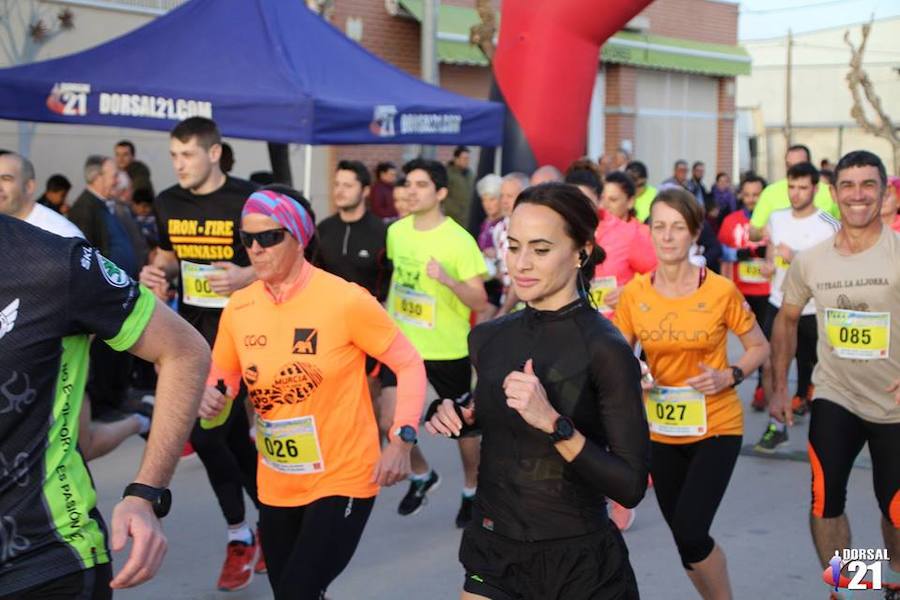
[
  {"xmin": 156, "ymin": 488, "xmax": 172, "ymax": 518},
  {"xmin": 732, "ymin": 367, "xmax": 744, "ymax": 385},
  {"xmin": 399, "ymin": 426, "xmax": 417, "ymax": 443},
  {"xmin": 556, "ymin": 417, "xmax": 575, "ymax": 439}
]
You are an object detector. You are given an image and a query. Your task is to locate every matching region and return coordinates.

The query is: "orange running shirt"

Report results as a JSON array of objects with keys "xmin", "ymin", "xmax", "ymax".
[
  {"xmin": 613, "ymin": 271, "xmax": 757, "ymax": 444},
  {"xmin": 212, "ymin": 266, "xmax": 399, "ymax": 506}
]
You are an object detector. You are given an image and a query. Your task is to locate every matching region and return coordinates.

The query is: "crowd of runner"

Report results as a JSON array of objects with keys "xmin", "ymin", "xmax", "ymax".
[{"xmin": 0, "ymin": 117, "xmax": 898, "ymax": 600}]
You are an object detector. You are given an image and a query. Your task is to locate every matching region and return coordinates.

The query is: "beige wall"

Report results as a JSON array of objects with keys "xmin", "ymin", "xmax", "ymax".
[
  {"xmin": 737, "ymin": 16, "xmax": 900, "ymax": 178},
  {"xmin": 0, "ymin": 2, "xmax": 329, "ymax": 214}
]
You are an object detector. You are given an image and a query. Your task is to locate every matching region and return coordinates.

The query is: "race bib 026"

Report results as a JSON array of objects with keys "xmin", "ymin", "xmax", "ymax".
[
  {"xmin": 825, "ymin": 308, "xmax": 890, "ymax": 360},
  {"xmin": 256, "ymin": 415, "xmax": 325, "ymax": 475},
  {"xmin": 646, "ymin": 386, "xmax": 707, "ymax": 437}
]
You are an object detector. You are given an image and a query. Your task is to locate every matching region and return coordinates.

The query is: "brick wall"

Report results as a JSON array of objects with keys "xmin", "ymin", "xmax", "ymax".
[
  {"xmin": 639, "ymin": 0, "xmax": 738, "ymax": 45},
  {"xmin": 604, "ymin": 64, "xmax": 637, "ymax": 155},
  {"xmin": 717, "ymin": 78, "xmax": 736, "ymax": 176}
]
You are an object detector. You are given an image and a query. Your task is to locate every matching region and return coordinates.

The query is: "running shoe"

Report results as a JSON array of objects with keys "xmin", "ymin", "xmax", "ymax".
[
  {"xmin": 217, "ymin": 541, "xmax": 257, "ymax": 591},
  {"xmin": 456, "ymin": 495, "xmax": 474, "ymax": 529},
  {"xmin": 751, "ymin": 386, "xmax": 766, "ymax": 412},
  {"xmin": 254, "ymin": 529, "xmax": 267, "ymax": 574},
  {"xmin": 609, "ymin": 501, "xmax": 636, "ymax": 532},
  {"xmin": 754, "ymin": 423, "xmax": 789, "ymax": 454},
  {"xmin": 135, "ymin": 400, "xmax": 153, "ymax": 441},
  {"xmin": 397, "ymin": 470, "xmax": 440, "ymax": 516},
  {"xmin": 792, "ymin": 395, "xmax": 809, "ymax": 416},
  {"xmin": 886, "ymin": 587, "xmax": 900, "ymax": 600}
]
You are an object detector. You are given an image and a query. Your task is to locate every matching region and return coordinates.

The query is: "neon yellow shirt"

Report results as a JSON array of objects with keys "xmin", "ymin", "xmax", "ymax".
[
  {"xmin": 750, "ymin": 179, "xmax": 839, "ymax": 229},
  {"xmin": 386, "ymin": 216, "xmax": 487, "ymax": 360},
  {"xmin": 634, "ymin": 185, "xmax": 658, "ymax": 223}
]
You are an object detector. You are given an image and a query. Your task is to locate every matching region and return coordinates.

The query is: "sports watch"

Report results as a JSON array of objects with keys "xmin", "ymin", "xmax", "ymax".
[
  {"xmin": 122, "ymin": 483, "xmax": 172, "ymax": 519},
  {"xmin": 729, "ymin": 366, "xmax": 745, "ymax": 388},
  {"xmin": 549, "ymin": 415, "xmax": 575, "ymax": 443},
  {"xmin": 393, "ymin": 425, "xmax": 418, "ymax": 445}
]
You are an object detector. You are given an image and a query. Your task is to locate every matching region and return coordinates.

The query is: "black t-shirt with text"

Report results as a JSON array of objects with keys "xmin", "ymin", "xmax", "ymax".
[{"xmin": 154, "ymin": 177, "xmax": 257, "ymax": 344}]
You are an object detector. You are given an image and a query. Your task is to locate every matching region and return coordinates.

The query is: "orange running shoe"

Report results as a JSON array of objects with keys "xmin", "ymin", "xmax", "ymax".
[
  {"xmin": 254, "ymin": 529, "xmax": 267, "ymax": 574},
  {"xmin": 791, "ymin": 395, "xmax": 809, "ymax": 416},
  {"xmin": 181, "ymin": 441, "xmax": 195, "ymax": 457},
  {"xmin": 217, "ymin": 541, "xmax": 257, "ymax": 591}
]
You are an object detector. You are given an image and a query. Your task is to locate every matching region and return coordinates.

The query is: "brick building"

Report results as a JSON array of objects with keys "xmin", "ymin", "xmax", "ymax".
[{"xmin": 330, "ymin": 0, "xmax": 749, "ymax": 188}]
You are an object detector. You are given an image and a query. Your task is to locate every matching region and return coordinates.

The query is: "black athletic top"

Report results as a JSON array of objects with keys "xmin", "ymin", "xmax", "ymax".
[
  {"xmin": 316, "ymin": 211, "xmax": 392, "ymax": 302},
  {"xmin": 154, "ymin": 177, "xmax": 256, "ymax": 344},
  {"xmin": 469, "ymin": 298, "xmax": 649, "ymax": 541},
  {"xmin": 0, "ymin": 216, "xmax": 155, "ymax": 594}
]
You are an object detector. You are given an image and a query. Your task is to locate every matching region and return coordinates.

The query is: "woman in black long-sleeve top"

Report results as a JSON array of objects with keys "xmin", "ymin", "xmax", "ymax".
[{"xmin": 427, "ymin": 182, "xmax": 650, "ymax": 600}]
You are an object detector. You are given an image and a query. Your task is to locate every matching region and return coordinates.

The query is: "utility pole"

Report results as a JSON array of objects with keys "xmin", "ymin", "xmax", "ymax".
[
  {"xmin": 420, "ymin": 0, "xmax": 439, "ymax": 159},
  {"xmin": 784, "ymin": 29, "xmax": 793, "ymax": 150}
]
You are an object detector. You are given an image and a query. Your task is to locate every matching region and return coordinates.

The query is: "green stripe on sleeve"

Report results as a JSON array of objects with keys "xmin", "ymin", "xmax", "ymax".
[{"xmin": 105, "ymin": 285, "xmax": 156, "ymax": 351}]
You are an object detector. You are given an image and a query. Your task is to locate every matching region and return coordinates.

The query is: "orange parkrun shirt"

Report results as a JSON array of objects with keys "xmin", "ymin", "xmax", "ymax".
[
  {"xmin": 613, "ymin": 271, "xmax": 757, "ymax": 444},
  {"xmin": 211, "ymin": 266, "xmax": 399, "ymax": 507}
]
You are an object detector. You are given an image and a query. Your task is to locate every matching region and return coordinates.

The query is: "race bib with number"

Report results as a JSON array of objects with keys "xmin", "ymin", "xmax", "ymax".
[
  {"xmin": 391, "ymin": 285, "xmax": 436, "ymax": 329},
  {"xmin": 589, "ymin": 276, "xmax": 618, "ymax": 313},
  {"xmin": 774, "ymin": 255, "xmax": 790, "ymax": 271},
  {"xmin": 646, "ymin": 386, "xmax": 707, "ymax": 437},
  {"xmin": 181, "ymin": 261, "xmax": 229, "ymax": 308},
  {"xmin": 825, "ymin": 308, "xmax": 890, "ymax": 360},
  {"xmin": 256, "ymin": 415, "xmax": 324, "ymax": 474},
  {"xmin": 737, "ymin": 259, "xmax": 768, "ymax": 284}
]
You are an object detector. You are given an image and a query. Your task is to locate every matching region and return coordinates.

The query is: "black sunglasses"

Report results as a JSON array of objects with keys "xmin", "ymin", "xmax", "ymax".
[{"xmin": 239, "ymin": 228, "xmax": 289, "ymax": 249}]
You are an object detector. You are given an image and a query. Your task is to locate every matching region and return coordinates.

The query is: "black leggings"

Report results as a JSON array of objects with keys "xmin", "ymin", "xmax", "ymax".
[
  {"xmin": 190, "ymin": 391, "xmax": 259, "ymax": 526},
  {"xmin": 744, "ymin": 295, "xmax": 770, "ymax": 385},
  {"xmin": 762, "ymin": 304, "xmax": 818, "ymax": 397},
  {"xmin": 808, "ymin": 398, "xmax": 900, "ymax": 526},
  {"xmin": 651, "ymin": 436, "xmax": 742, "ymax": 568},
  {"xmin": 259, "ymin": 495, "xmax": 375, "ymax": 600},
  {"xmin": 10, "ymin": 563, "xmax": 112, "ymax": 600}
]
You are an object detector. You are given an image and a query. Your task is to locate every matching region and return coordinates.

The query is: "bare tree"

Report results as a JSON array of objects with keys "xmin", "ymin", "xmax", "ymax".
[
  {"xmin": 0, "ymin": 0, "xmax": 75, "ymax": 155},
  {"xmin": 844, "ymin": 20, "xmax": 899, "ymax": 174},
  {"xmin": 469, "ymin": 0, "xmax": 496, "ymax": 64}
]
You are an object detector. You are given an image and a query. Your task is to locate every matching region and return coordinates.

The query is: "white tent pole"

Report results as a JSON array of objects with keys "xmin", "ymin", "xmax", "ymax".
[
  {"xmin": 493, "ymin": 146, "xmax": 503, "ymax": 175},
  {"xmin": 303, "ymin": 144, "xmax": 313, "ymax": 197}
]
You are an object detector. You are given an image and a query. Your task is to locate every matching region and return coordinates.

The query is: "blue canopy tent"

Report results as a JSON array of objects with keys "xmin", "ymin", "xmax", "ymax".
[{"xmin": 0, "ymin": 0, "xmax": 504, "ymax": 189}]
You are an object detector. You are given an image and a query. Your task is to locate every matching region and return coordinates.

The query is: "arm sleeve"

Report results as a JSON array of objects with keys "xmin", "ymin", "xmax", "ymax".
[
  {"xmin": 627, "ymin": 229, "xmax": 658, "ymax": 275},
  {"xmin": 570, "ymin": 332, "xmax": 650, "ymax": 508},
  {"xmin": 723, "ymin": 282, "xmax": 758, "ymax": 336},
  {"xmin": 781, "ymin": 253, "xmax": 814, "ymax": 309},
  {"xmin": 373, "ymin": 334, "xmax": 426, "ymax": 437},
  {"xmin": 209, "ymin": 305, "xmax": 242, "ymax": 392},
  {"xmin": 67, "ymin": 243, "xmax": 155, "ymax": 350}
]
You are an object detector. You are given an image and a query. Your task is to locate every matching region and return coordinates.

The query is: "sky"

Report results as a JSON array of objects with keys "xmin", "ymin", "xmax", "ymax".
[{"xmin": 732, "ymin": 0, "xmax": 900, "ymax": 40}]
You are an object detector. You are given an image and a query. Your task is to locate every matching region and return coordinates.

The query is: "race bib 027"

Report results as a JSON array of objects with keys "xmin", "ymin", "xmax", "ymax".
[
  {"xmin": 589, "ymin": 276, "xmax": 618, "ymax": 313},
  {"xmin": 646, "ymin": 386, "xmax": 707, "ymax": 437}
]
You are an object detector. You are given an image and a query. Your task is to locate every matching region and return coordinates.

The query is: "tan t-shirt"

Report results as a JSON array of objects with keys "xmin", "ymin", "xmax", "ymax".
[{"xmin": 782, "ymin": 226, "xmax": 900, "ymax": 423}]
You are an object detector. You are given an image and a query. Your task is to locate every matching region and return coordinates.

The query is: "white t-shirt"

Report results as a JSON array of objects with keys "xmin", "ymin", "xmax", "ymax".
[
  {"xmin": 768, "ymin": 208, "xmax": 840, "ymax": 314},
  {"xmin": 24, "ymin": 203, "xmax": 85, "ymax": 239}
]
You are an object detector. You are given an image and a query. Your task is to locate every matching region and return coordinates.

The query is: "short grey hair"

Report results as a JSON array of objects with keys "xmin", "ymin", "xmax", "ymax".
[
  {"xmin": 502, "ymin": 171, "xmax": 530, "ymax": 191},
  {"xmin": 531, "ymin": 165, "xmax": 563, "ymax": 183},
  {"xmin": 476, "ymin": 173, "xmax": 502, "ymax": 198},
  {"xmin": 84, "ymin": 155, "xmax": 110, "ymax": 184},
  {"xmin": 0, "ymin": 151, "xmax": 35, "ymax": 183}
]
